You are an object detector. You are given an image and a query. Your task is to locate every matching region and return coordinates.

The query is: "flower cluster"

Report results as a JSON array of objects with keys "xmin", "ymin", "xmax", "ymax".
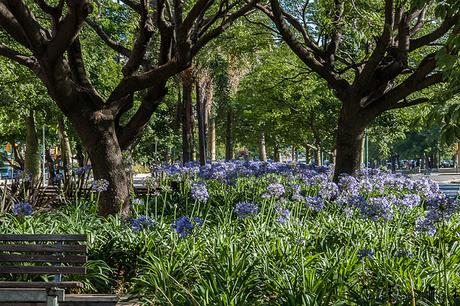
[
  {"xmin": 12, "ymin": 202, "xmax": 33, "ymax": 216},
  {"xmin": 130, "ymin": 216, "xmax": 156, "ymax": 231},
  {"xmin": 234, "ymin": 202, "xmax": 259, "ymax": 219},
  {"xmin": 132, "ymin": 198, "xmax": 145, "ymax": 206},
  {"xmin": 262, "ymin": 183, "xmax": 285, "ymax": 199},
  {"xmin": 172, "ymin": 216, "xmax": 203, "ymax": 238},
  {"xmin": 416, "ymin": 194, "xmax": 459, "ymax": 235},
  {"xmin": 52, "ymin": 173, "xmax": 64, "ymax": 183},
  {"xmin": 305, "ymin": 196, "xmax": 324, "ymax": 212},
  {"xmin": 91, "ymin": 179, "xmax": 110, "ymax": 192},
  {"xmin": 74, "ymin": 165, "xmax": 91, "ymax": 176},
  {"xmin": 275, "ymin": 206, "xmax": 290, "ymax": 224},
  {"xmin": 357, "ymin": 248, "xmax": 374, "ymax": 260},
  {"xmin": 190, "ymin": 182, "xmax": 209, "ymax": 203},
  {"xmin": 357, "ymin": 197, "xmax": 393, "ymax": 222}
]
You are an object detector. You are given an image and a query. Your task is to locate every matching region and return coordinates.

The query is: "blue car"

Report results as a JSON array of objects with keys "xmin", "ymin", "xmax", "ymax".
[{"xmin": 0, "ymin": 167, "xmax": 20, "ymax": 179}]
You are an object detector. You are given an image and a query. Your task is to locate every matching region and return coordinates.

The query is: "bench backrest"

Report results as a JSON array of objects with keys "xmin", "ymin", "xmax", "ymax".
[{"xmin": 0, "ymin": 234, "xmax": 87, "ymax": 278}]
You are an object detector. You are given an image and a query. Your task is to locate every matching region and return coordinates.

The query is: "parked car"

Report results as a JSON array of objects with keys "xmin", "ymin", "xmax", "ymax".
[
  {"xmin": 0, "ymin": 167, "xmax": 21, "ymax": 179},
  {"xmin": 440, "ymin": 160, "xmax": 454, "ymax": 168}
]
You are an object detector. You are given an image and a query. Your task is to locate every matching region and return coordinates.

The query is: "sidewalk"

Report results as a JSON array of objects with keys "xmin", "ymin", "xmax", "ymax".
[{"xmin": 410, "ymin": 168, "xmax": 460, "ymax": 184}]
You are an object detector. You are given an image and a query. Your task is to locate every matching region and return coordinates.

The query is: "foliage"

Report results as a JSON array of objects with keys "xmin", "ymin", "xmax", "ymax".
[{"xmin": 2, "ymin": 162, "xmax": 460, "ymax": 304}]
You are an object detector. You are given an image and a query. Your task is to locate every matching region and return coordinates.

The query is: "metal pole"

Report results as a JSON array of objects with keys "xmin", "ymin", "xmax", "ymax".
[
  {"xmin": 42, "ymin": 126, "xmax": 46, "ymax": 186},
  {"xmin": 11, "ymin": 143, "xmax": 14, "ymax": 179}
]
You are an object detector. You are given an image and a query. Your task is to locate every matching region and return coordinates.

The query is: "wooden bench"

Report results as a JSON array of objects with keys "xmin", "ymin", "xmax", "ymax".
[{"xmin": 0, "ymin": 234, "xmax": 117, "ymax": 306}]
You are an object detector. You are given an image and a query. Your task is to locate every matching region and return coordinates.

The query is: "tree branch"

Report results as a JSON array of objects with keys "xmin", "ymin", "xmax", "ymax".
[
  {"xmin": 86, "ymin": 18, "xmax": 132, "ymax": 57},
  {"xmin": 108, "ymin": 59, "xmax": 182, "ymax": 102},
  {"xmin": 45, "ymin": 0, "xmax": 92, "ymax": 63},
  {"xmin": 119, "ymin": 0, "xmax": 142, "ymax": 13},
  {"xmin": 387, "ymin": 97, "xmax": 429, "ymax": 110},
  {"xmin": 192, "ymin": 0, "xmax": 258, "ymax": 56},
  {"xmin": 364, "ymin": 53, "xmax": 439, "ymax": 109},
  {"xmin": 117, "ymin": 83, "xmax": 168, "ymax": 150},
  {"xmin": 409, "ymin": 12, "xmax": 460, "ymax": 52},
  {"xmin": 267, "ymin": 0, "xmax": 349, "ymax": 95},
  {"xmin": 122, "ymin": 0, "xmax": 155, "ymax": 76},
  {"xmin": 325, "ymin": 0, "xmax": 345, "ymax": 67},
  {"xmin": 0, "ymin": 43, "xmax": 38, "ymax": 69},
  {"xmin": 4, "ymin": 0, "xmax": 46, "ymax": 51},
  {"xmin": 0, "ymin": 2, "xmax": 34, "ymax": 48},
  {"xmin": 355, "ymin": 0, "xmax": 394, "ymax": 89}
]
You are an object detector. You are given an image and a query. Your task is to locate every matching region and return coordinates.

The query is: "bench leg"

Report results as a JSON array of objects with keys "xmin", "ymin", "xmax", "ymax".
[
  {"xmin": 47, "ymin": 294, "xmax": 58, "ymax": 306},
  {"xmin": 46, "ymin": 288, "xmax": 64, "ymax": 306}
]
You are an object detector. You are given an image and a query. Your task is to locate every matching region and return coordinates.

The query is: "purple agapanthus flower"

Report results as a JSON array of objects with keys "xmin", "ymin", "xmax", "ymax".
[
  {"xmin": 305, "ymin": 196, "xmax": 324, "ymax": 212},
  {"xmin": 358, "ymin": 197, "xmax": 393, "ymax": 221},
  {"xmin": 190, "ymin": 182, "xmax": 209, "ymax": 203},
  {"xmin": 415, "ymin": 195, "xmax": 459, "ymax": 235},
  {"xmin": 12, "ymin": 202, "xmax": 33, "ymax": 216},
  {"xmin": 399, "ymin": 194, "xmax": 421, "ymax": 209},
  {"xmin": 74, "ymin": 165, "xmax": 91, "ymax": 176},
  {"xmin": 91, "ymin": 179, "xmax": 109, "ymax": 192},
  {"xmin": 357, "ymin": 248, "xmax": 374, "ymax": 260},
  {"xmin": 132, "ymin": 198, "xmax": 145, "ymax": 206},
  {"xmin": 234, "ymin": 202, "xmax": 259, "ymax": 219},
  {"xmin": 275, "ymin": 207, "xmax": 290, "ymax": 224},
  {"xmin": 193, "ymin": 217, "xmax": 204, "ymax": 226},
  {"xmin": 172, "ymin": 216, "xmax": 195, "ymax": 238},
  {"xmin": 319, "ymin": 182, "xmax": 339, "ymax": 200},
  {"xmin": 262, "ymin": 183, "xmax": 285, "ymax": 199},
  {"xmin": 130, "ymin": 216, "xmax": 156, "ymax": 231}
]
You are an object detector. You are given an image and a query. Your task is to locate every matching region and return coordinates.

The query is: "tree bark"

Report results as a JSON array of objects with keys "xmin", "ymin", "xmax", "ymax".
[
  {"xmin": 24, "ymin": 110, "xmax": 41, "ymax": 183},
  {"xmin": 333, "ymin": 107, "xmax": 366, "ymax": 181},
  {"xmin": 208, "ymin": 118, "xmax": 216, "ymax": 161},
  {"xmin": 196, "ymin": 79, "xmax": 207, "ymax": 166},
  {"xmin": 181, "ymin": 70, "xmax": 194, "ymax": 163},
  {"xmin": 75, "ymin": 143, "xmax": 85, "ymax": 168},
  {"xmin": 225, "ymin": 108, "xmax": 234, "ymax": 160},
  {"xmin": 316, "ymin": 148, "xmax": 321, "ymax": 166},
  {"xmin": 258, "ymin": 131, "xmax": 267, "ymax": 161},
  {"xmin": 291, "ymin": 145, "xmax": 297, "ymax": 162},
  {"xmin": 72, "ymin": 116, "xmax": 130, "ymax": 216},
  {"xmin": 305, "ymin": 145, "xmax": 310, "ymax": 163},
  {"xmin": 274, "ymin": 144, "xmax": 280, "ymax": 162},
  {"xmin": 58, "ymin": 117, "xmax": 72, "ymax": 180}
]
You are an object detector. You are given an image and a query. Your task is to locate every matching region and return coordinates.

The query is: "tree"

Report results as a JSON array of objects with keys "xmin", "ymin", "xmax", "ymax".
[
  {"xmin": 234, "ymin": 46, "xmax": 339, "ymax": 162},
  {"xmin": 0, "ymin": 0, "xmax": 257, "ymax": 216},
  {"xmin": 258, "ymin": 0, "xmax": 460, "ymax": 180}
]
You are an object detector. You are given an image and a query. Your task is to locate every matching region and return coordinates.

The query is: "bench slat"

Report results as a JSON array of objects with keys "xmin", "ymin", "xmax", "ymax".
[
  {"xmin": 0, "ymin": 254, "xmax": 87, "ymax": 263},
  {"xmin": 0, "ymin": 266, "xmax": 86, "ymax": 274},
  {"xmin": 0, "ymin": 244, "xmax": 86, "ymax": 253},
  {"xmin": 0, "ymin": 281, "xmax": 83, "ymax": 288},
  {"xmin": 0, "ymin": 235, "xmax": 86, "ymax": 242}
]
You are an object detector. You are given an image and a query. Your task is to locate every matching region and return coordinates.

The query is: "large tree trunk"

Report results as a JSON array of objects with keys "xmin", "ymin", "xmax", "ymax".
[
  {"xmin": 208, "ymin": 118, "xmax": 216, "ymax": 161},
  {"xmin": 274, "ymin": 144, "xmax": 280, "ymax": 162},
  {"xmin": 225, "ymin": 109, "xmax": 233, "ymax": 160},
  {"xmin": 196, "ymin": 80, "xmax": 207, "ymax": 166},
  {"xmin": 24, "ymin": 110, "xmax": 41, "ymax": 183},
  {"xmin": 181, "ymin": 70, "xmax": 194, "ymax": 163},
  {"xmin": 58, "ymin": 117, "xmax": 72, "ymax": 180},
  {"xmin": 291, "ymin": 145, "xmax": 297, "ymax": 162},
  {"xmin": 305, "ymin": 145, "xmax": 310, "ymax": 163},
  {"xmin": 333, "ymin": 107, "xmax": 366, "ymax": 181},
  {"xmin": 316, "ymin": 147, "xmax": 321, "ymax": 166},
  {"xmin": 72, "ymin": 117, "xmax": 130, "ymax": 216},
  {"xmin": 258, "ymin": 131, "xmax": 267, "ymax": 161}
]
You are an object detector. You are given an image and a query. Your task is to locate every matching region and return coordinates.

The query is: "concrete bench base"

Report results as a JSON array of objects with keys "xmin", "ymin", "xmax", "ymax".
[{"xmin": 0, "ymin": 294, "xmax": 118, "ymax": 306}]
